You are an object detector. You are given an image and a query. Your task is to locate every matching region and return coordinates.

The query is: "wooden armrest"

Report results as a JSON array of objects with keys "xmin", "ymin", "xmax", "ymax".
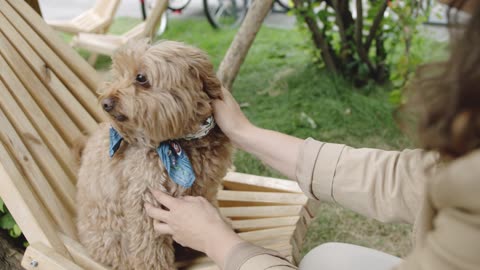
[{"xmin": 22, "ymin": 243, "xmax": 83, "ymax": 270}]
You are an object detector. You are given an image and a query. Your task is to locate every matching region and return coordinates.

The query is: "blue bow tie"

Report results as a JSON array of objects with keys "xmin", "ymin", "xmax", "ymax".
[{"xmin": 109, "ymin": 127, "xmax": 195, "ymax": 188}]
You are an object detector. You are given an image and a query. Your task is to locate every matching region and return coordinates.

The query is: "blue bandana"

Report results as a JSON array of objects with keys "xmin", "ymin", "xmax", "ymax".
[{"xmin": 109, "ymin": 127, "xmax": 195, "ymax": 188}]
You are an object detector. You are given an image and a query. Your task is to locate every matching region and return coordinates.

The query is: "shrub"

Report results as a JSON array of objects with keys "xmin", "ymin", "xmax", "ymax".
[
  {"xmin": 293, "ymin": 0, "xmax": 431, "ymax": 86},
  {"xmin": 0, "ymin": 198, "xmax": 24, "ymax": 244}
]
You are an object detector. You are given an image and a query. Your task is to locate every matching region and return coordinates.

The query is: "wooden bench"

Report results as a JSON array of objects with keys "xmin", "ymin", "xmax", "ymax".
[
  {"xmin": 0, "ymin": 0, "xmax": 315, "ymax": 269},
  {"xmin": 71, "ymin": 0, "xmax": 168, "ymax": 65},
  {"xmin": 46, "ymin": 0, "xmax": 121, "ymax": 35}
]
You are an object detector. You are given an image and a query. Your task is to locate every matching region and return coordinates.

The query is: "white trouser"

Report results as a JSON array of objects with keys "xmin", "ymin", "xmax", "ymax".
[{"xmin": 299, "ymin": 242, "xmax": 402, "ymax": 270}]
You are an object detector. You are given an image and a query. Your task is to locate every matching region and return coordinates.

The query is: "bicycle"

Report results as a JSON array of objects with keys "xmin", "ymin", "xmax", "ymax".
[
  {"xmin": 143, "ymin": 0, "xmax": 292, "ymax": 31},
  {"xmin": 203, "ymin": 0, "xmax": 292, "ymax": 29}
]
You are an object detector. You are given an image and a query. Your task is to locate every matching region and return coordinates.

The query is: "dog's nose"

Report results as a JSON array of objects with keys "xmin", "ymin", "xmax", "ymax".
[{"xmin": 101, "ymin": 98, "xmax": 115, "ymax": 112}]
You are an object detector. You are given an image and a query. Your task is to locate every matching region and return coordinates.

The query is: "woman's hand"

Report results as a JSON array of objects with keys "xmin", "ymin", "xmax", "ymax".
[
  {"xmin": 145, "ymin": 190, "xmax": 245, "ymax": 267},
  {"xmin": 213, "ymin": 88, "xmax": 255, "ymax": 145},
  {"xmin": 212, "ymin": 88, "xmax": 303, "ymax": 180}
]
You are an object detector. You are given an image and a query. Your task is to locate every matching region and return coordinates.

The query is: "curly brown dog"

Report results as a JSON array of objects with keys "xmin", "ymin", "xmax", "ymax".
[{"xmin": 76, "ymin": 40, "xmax": 232, "ymax": 270}]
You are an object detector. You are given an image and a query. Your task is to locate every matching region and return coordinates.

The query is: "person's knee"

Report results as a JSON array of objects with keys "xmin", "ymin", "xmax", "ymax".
[
  {"xmin": 300, "ymin": 242, "xmax": 347, "ymax": 270},
  {"xmin": 299, "ymin": 242, "xmax": 402, "ymax": 270}
]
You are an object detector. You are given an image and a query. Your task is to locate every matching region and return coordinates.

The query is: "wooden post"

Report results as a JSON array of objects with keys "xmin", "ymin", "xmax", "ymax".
[
  {"xmin": 217, "ymin": 0, "xmax": 274, "ymax": 91},
  {"xmin": 25, "ymin": 0, "xmax": 42, "ymax": 17}
]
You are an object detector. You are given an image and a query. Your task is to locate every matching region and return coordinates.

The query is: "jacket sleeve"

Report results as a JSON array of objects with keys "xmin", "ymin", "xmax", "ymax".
[
  {"xmin": 296, "ymin": 138, "xmax": 439, "ymax": 224},
  {"xmin": 224, "ymin": 138, "xmax": 441, "ymax": 270}
]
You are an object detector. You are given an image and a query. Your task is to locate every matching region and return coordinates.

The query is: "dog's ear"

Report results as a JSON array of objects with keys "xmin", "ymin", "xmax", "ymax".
[
  {"xmin": 187, "ymin": 50, "xmax": 224, "ymax": 100},
  {"xmin": 200, "ymin": 69, "xmax": 223, "ymax": 100}
]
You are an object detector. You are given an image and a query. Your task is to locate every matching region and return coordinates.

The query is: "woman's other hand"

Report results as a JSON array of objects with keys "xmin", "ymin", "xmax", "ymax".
[{"xmin": 145, "ymin": 190, "xmax": 245, "ymax": 267}]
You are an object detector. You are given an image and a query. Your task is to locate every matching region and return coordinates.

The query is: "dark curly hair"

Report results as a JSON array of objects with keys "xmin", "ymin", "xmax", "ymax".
[{"xmin": 403, "ymin": 1, "xmax": 480, "ymax": 159}]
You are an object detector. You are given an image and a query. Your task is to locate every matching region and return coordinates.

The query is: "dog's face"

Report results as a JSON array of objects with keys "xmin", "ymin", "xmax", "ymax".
[{"xmin": 99, "ymin": 40, "xmax": 223, "ymax": 147}]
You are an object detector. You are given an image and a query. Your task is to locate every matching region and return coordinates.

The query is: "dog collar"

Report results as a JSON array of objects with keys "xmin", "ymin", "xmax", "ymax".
[
  {"xmin": 108, "ymin": 116, "xmax": 215, "ymax": 188},
  {"xmin": 182, "ymin": 116, "xmax": 216, "ymax": 141}
]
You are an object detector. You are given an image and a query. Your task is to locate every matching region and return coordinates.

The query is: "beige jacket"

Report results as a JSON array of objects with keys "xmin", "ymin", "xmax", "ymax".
[{"xmin": 225, "ymin": 138, "xmax": 480, "ymax": 270}]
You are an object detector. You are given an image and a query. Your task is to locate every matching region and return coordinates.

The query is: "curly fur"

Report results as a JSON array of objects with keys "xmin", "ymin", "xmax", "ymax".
[{"xmin": 76, "ymin": 40, "xmax": 232, "ymax": 270}]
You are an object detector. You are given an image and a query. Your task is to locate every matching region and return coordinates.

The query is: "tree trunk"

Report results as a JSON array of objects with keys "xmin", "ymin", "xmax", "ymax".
[
  {"xmin": 0, "ymin": 232, "xmax": 23, "ymax": 270},
  {"xmin": 293, "ymin": 0, "xmax": 338, "ymax": 72},
  {"xmin": 217, "ymin": 0, "xmax": 274, "ymax": 91}
]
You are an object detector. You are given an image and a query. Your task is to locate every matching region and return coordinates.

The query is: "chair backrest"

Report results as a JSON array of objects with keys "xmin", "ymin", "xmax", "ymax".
[
  {"xmin": 142, "ymin": 0, "xmax": 168, "ymax": 40},
  {"xmin": 92, "ymin": 0, "xmax": 122, "ymax": 20},
  {"xmin": 120, "ymin": 0, "xmax": 167, "ymax": 41},
  {"xmin": 0, "ymin": 0, "xmax": 105, "ymax": 257}
]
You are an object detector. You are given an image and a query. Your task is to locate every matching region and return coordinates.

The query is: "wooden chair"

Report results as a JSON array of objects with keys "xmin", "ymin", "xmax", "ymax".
[
  {"xmin": 0, "ymin": 0, "xmax": 316, "ymax": 269},
  {"xmin": 71, "ymin": 0, "xmax": 168, "ymax": 64},
  {"xmin": 46, "ymin": 0, "xmax": 121, "ymax": 35}
]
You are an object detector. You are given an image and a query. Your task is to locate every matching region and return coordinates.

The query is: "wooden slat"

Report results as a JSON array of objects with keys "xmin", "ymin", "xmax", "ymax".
[
  {"xmin": 0, "ymin": 99, "xmax": 76, "ymax": 237},
  {"xmin": 217, "ymin": 0, "xmax": 274, "ymax": 90},
  {"xmin": 47, "ymin": 20, "xmax": 80, "ymax": 34},
  {"xmin": 142, "ymin": 0, "xmax": 168, "ymax": 40},
  {"xmin": 73, "ymin": 0, "xmax": 167, "ymax": 58},
  {"xmin": 0, "ymin": 143, "xmax": 71, "ymax": 258},
  {"xmin": 1, "ymin": 2, "xmax": 106, "ymax": 124},
  {"xmin": 123, "ymin": 23, "xmax": 146, "ymax": 40},
  {"xmin": 0, "ymin": 112, "xmax": 77, "ymax": 234},
  {"xmin": 220, "ymin": 205, "xmax": 304, "ymax": 219},
  {"xmin": 22, "ymin": 243, "xmax": 83, "ymax": 270},
  {"xmin": 6, "ymin": 0, "xmax": 101, "ymax": 95},
  {"xmin": 73, "ymin": 33, "xmax": 123, "ymax": 56},
  {"xmin": 0, "ymin": 71, "xmax": 77, "ymax": 212},
  {"xmin": 49, "ymin": 10, "xmax": 111, "ymax": 34},
  {"xmin": 223, "ymin": 172, "xmax": 302, "ymax": 193},
  {"xmin": 218, "ymin": 190, "xmax": 309, "ymax": 206},
  {"xmin": 0, "ymin": 52, "xmax": 77, "ymax": 182},
  {"xmin": 238, "ymin": 226, "xmax": 296, "ymax": 242},
  {"xmin": 0, "ymin": 33, "xmax": 81, "ymax": 146},
  {"xmin": 60, "ymin": 235, "xmax": 109, "ymax": 270},
  {"xmin": 0, "ymin": 13, "xmax": 98, "ymax": 135},
  {"xmin": 232, "ymin": 216, "xmax": 300, "ymax": 232}
]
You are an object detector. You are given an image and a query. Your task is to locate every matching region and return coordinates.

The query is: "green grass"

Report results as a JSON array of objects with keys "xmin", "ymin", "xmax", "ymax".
[{"xmin": 88, "ymin": 17, "xmax": 446, "ymax": 258}]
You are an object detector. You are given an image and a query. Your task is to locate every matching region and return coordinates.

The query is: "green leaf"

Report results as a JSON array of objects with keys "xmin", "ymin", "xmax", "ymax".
[
  {"xmin": 389, "ymin": 89, "xmax": 403, "ymax": 105},
  {"xmin": 0, "ymin": 212, "xmax": 16, "ymax": 230},
  {"xmin": 9, "ymin": 224, "xmax": 22, "ymax": 238},
  {"xmin": 0, "ymin": 197, "xmax": 4, "ymax": 213}
]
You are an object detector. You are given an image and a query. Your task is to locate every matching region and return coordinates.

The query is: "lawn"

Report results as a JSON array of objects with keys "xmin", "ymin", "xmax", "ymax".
[{"xmin": 85, "ymin": 17, "xmax": 446, "ymax": 258}]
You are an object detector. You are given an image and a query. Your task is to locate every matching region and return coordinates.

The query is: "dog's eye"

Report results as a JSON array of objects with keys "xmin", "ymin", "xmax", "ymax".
[{"xmin": 135, "ymin": 73, "xmax": 150, "ymax": 88}]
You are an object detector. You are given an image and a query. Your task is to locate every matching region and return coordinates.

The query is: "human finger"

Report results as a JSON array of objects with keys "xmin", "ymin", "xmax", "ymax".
[
  {"xmin": 181, "ymin": 196, "xmax": 199, "ymax": 202},
  {"xmin": 149, "ymin": 189, "xmax": 177, "ymax": 209},
  {"xmin": 145, "ymin": 203, "xmax": 170, "ymax": 222},
  {"xmin": 153, "ymin": 221, "xmax": 174, "ymax": 235}
]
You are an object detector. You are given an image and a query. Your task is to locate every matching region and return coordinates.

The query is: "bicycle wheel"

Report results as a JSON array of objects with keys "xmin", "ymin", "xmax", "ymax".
[
  {"xmin": 146, "ymin": 0, "xmax": 169, "ymax": 36},
  {"xmin": 168, "ymin": 0, "xmax": 192, "ymax": 11},
  {"xmin": 203, "ymin": 0, "xmax": 248, "ymax": 29},
  {"xmin": 275, "ymin": 0, "xmax": 291, "ymax": 11}
]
